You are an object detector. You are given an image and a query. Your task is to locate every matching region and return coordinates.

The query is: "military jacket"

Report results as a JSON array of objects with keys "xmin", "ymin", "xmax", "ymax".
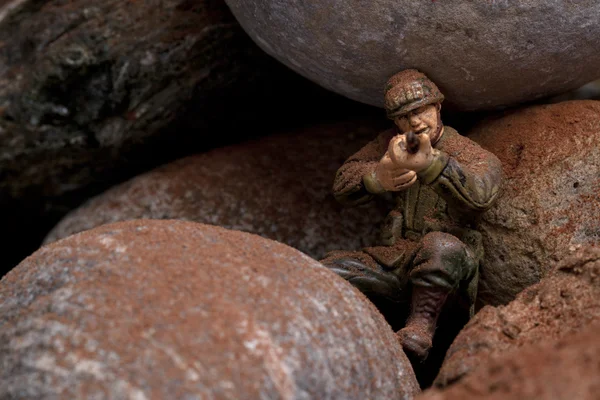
[{"xmin": 332, "ymin": 126, "xmax": 503, "ymax": 258}]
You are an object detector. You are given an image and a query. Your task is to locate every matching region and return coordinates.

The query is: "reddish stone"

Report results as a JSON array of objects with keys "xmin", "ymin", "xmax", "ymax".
[
  {"xmin": 1, "ymin": 220, "xmax": 419, "ymax": 399},
  {"xmin": 43, "ymin": 118, "xmax": 389, "ymax": 260},
  {"xmin": 419, "ymin": 320, "xmax": 600, "ymax": 400},
  {"xmin": 470, "ymin": 100, "xmax": 600, "ymax": 306},
  {"xmin": 433, "ymin": 246, "xmax": 600, "ymax": 389}
]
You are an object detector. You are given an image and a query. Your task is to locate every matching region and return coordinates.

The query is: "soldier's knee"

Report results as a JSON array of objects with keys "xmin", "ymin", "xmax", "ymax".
[
  {"xmin": 320, "ymin": 251, "xmax": 378, "ymax": 272},
  {"xmin": 411, "ymin": 232, "xmax": 476, "ymax": 290},
  {"xmin": 421, "ymin": 231, "xmax": 467, "ymax": 260},
  {"xmin": 320, "ymin": 253, "xmax": 405, "ymax": 303},
  {"xmin": 321, "ymin": 257, "xmax": 368, "ymax": 276}
]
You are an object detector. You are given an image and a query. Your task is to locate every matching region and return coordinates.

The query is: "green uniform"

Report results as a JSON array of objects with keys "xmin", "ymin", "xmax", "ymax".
[{"xmin": 321, "ymin": 126, "xmax": 502, "ymax": 315}]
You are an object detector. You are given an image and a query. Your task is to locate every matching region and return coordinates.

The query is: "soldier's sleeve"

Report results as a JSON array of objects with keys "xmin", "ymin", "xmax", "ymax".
[
  {"xmin": 332, "ymin": 130, "xmax": 394, "ymax": 206},
  {"xmin": 417, "ymin": 127, "xmax": 502, "ymax": 213}
]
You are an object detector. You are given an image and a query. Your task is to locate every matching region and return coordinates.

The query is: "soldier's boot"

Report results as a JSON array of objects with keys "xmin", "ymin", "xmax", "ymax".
[{"xmin": 397, "ymin": 285, "xmax": 449, "ymax": 361}]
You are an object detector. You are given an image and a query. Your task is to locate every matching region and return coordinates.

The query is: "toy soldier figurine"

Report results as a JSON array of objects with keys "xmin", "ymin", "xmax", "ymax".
[{"xmin": 321, "ymin": 69, "xmax": 503, "ymax": 361}]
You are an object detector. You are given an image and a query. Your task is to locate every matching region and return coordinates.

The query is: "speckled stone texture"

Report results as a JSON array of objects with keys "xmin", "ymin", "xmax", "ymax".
[
  {"xmin": 43, "ymin": 117, "xmax": 389, "ymax": 260},
  {"xmin": 471, "ymin": 100, "xmax": 600, "ymax": 306},
  {"xmin": 418, "ymin": 321, "xmax": 600, "ymax": 400},
  {"xmin": 224, "ymin": 1, "xmax": 600, "ymax": 111},
  {"xmin": 432, "ymin": 246, "xmax": 600, "ymax": 391},
  {"xmin": 0, "ymin": 220, "xmax": 420, "ymax": 399}
]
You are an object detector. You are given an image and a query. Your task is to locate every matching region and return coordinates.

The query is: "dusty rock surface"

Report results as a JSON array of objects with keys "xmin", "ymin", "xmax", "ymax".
[
  {"xmin": 43, "ymin": 117, "xmax": 389, "ymax": 259},
  {"xmin": 433, "ymin": 246, "xmax": 600, "ymax": 388},
  {"xmin": 470, "ymin": 100, "xmax": 600, "ymax": 306},
  {"xmin": 224, "ymin": 1, "xmax": 600, "ymax": 111},
  {"xmin": 0, "ymin": 219, "xmax": 420, "ymax": 399},
  {"xmin": 418, "ymin": 320, "xmax": 600, "ymax": 400}
]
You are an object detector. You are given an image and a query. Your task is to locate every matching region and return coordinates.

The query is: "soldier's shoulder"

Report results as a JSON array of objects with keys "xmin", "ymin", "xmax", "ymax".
[
  {"xmin": 442, "ymin": 125, "xmax": 461, "ymax": 138},
  {"xmin": 437, "ymin": 125, "xmax": 481, "ymax": 156},
  {"xmin": 437, "ymin": 125, "xmax": 462, "ymax": 148}
]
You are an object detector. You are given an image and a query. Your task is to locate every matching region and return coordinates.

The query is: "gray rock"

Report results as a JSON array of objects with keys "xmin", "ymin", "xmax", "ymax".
[
  {"xmin": 224, "ymin": 1, "xmax": 600, "ymax": 111},
  {"xmin": 470, "ymin": 100, "xmax": 600, "ymax": 306},
  {"xmin": 0, "ymin": 220, "xmax": 420, "ymax": 399}
]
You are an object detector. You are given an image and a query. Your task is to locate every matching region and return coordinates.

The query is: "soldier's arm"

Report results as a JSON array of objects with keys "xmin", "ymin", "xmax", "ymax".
[
  {"xmin": 333, "ymin": 130, "xmax": 394, "ymax": 206},
  {"xmin": 417, "ymin": 128, "xmax": 502, "ymax": 213}
]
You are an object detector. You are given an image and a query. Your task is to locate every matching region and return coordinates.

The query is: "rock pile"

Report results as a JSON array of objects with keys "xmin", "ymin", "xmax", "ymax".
[
  {"xmin": 0, "ymin": 0, "xmax": 357, "ymax": 274},
  {"xmin": 2, "ymin": 0, "xmax": 600, "ymax": 396}
]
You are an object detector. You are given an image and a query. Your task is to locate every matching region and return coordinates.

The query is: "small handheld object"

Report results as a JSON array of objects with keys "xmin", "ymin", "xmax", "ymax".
[{"xmin": 405, "ymin": 131, "xmax": 420, "ymax": 154}]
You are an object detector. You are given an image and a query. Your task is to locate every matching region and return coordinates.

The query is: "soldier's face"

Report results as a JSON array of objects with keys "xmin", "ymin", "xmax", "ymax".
[{"xmin": 394, "ymin": 104, "xmax": 440, "ymax": 137}]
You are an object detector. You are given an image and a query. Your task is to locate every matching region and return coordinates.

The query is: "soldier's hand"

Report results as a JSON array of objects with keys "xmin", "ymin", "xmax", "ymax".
[
  {"xmin": 374, "ymin": 153, "xmax": 417, "ymax": 192},
  {"xmin": 388, "ymin": 133, "xmax": 437, "ymax": 172}
]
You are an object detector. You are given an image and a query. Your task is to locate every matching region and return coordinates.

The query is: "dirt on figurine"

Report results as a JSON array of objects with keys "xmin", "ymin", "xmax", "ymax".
[{"xmin": 320, "ymin": 69, "xmax": 504, "ymax": 371}]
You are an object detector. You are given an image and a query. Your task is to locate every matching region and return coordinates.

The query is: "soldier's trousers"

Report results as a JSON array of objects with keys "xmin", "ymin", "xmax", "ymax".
[{"xmin": 320, "ymin": 231, "xmax": 480, "ymax": 318}]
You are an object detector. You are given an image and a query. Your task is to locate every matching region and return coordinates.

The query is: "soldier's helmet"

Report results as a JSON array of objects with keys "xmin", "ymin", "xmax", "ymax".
[{"xmin": 384, "ymin": 69, "xmax": 444, "ymax": 119}]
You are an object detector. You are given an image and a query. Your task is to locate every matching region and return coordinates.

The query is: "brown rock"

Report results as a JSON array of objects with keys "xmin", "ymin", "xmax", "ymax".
[
  {"xmin": 0, "ymin": 220, "xmax": 420, "ymax": 399},
  {"xmin": 43, "ymin": 117, "xmax": 389, "ymax": 260},
  {"xmin": 470, "ymin": 100, "xmax": 600, "ymax": 306},
  {"xmin": 418, "ymin": 320, "xmax": 600, "ymax": 400},
  {"xmin": 433, "ymin": 246, "xmax": 600, "ymax": 388}
]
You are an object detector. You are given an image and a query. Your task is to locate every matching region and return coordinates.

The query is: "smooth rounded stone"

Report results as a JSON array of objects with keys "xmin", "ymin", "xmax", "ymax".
[
  {"xmin": 432, "ymin": 246, "xmax": 600, "ymax": 389},
  {"xmin": 419, "ymin": 321, "xmax": 600, "ymax": 400},
  {"xmin": 469, "ymin": 100, "xmax": 600, "ymax": 306},
  {"xmin": 224, "ymin": 1, "xmax": 600, "ymax": 111},
  {"xmin": 43, "ymin": 117, "xmax": 389, "ymax": 260},
  {"xmin": 0, "ymin": 220, "xmax": 420, "ymax": 399}
]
